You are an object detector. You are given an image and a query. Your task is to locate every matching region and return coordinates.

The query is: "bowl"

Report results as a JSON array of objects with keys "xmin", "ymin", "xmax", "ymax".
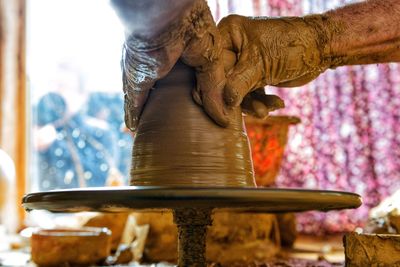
[{"xmin": 31, "ymin": 227, "xmax": 111, "ymax": 266}]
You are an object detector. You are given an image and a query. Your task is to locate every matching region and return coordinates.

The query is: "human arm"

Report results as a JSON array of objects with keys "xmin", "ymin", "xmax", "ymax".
[
  {"xmin": 111, "ymin": 0, "xmax": 229, "ymax": 130},
  {"xmin": 326, "ymin": 0, "xmax": 400, "ymax": 66},
  {"xmin": 219, "ymin": 0, "xmax": 400, "ymax": 107},
  {"xmin": 111, "ymin": 0, "xmax": 284, "ymax": 129}
]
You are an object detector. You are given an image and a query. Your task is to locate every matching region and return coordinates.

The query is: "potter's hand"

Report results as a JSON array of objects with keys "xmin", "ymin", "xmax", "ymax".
[
  {"xmin": 117, "ymin": 0, "xmax": 229, "ymax": 131},
  {"xmin": 220, "ymin": 0, "xmax": 400, "ymax": 107},
  {"xmin": 240, "ymin": 89, "xmax": 284, "ymax": 119},
  {"xmin": 218, "ymin": 15, "xmax": 331, "ymax": 107}
]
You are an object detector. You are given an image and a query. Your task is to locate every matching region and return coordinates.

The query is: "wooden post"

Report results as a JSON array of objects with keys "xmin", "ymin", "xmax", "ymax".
[{"xmin": 0, "ymin": 0, "xmax": 27, "ymax": 231}]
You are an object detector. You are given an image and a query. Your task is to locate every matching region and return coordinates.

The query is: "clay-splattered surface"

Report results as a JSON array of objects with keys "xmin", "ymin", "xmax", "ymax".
[
  {"xmin": 343, "ymin": 232, "xmax": 400, "ymax": 267},
  {"xmin": 131, "ymin": 61, "xmax": 254, "ymax": 187}
]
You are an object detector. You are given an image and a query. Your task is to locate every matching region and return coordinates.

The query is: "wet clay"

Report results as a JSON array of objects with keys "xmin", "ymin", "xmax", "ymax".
[
  {"xmin": 218, "ymin": 15, "xmax": 334, "ymax": 97},
  {"xmin": 219, "ymin": 1, "xmax": 400, "ymax": 100},
  {"xmin": 130, "ymin": 61, "xmax": 255, "ymax": 187},
  {"xmin": 120, "ymin": 0, "xmax": 228, "ymax": 130},
  {"xmin": 343, "ymin": 232, "xmax": 400, "ymax": 266}
]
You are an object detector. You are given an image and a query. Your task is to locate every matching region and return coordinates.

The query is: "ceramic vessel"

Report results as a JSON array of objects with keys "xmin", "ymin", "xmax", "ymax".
[{"xmin": 131, "ymin": 61, "xmax": 255, "ymax": 187}]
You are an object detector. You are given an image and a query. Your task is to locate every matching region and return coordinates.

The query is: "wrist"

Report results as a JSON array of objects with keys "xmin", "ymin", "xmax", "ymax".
[
  {"xmin": 125, "ymin": 0, "xmax": 212, "ymax": 52},
  {"xmin": 302, "ymin": 14, "xmax": 334, "ymax": 69},
  {"xmin": 254, "ymin": 16, "xmax": 331, "ymax": 86}
]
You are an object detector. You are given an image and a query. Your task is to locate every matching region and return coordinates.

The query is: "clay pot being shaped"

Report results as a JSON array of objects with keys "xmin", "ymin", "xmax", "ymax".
[{"xmin": 131, "ymin": 61, "xmax": 255, "ymax": 187}]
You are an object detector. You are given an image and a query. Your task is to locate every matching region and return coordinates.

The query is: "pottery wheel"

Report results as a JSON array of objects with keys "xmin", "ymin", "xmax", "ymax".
[
  {"xmin": 22, "ymin": 186, "xmax": 361, "ymax": 213},
  {"xmin": 23, "ymin": 187, "xmax": 361, "ymax": 266}
]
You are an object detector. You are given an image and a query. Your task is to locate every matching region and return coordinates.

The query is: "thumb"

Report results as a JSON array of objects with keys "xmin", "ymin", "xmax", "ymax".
[
  {"xmin": 122, "ymin": 56, "xmax": 154, "ymax": 132},
  {"xmin": 123, "ymin": 89, "xmax": 150, "ymax": 132},
  {"xmin": 194, "ymin": 61, "xmax": 229, "ymax": 127},
  {"xmin": 224, "ymin": 49, "xmax": 263, "ymax": 107},
  {"xmin": 241, "ymin": 88, "xmax": 285, "ymax": 118},
  {"xmin": 182, "ymin": 20, "xmax": 230, "ymax": 127}
]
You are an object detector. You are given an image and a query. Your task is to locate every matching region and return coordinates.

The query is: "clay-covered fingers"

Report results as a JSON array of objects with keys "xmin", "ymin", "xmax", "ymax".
[
  {"xmin": 122, "ymin": 42, "xmax": 184, "ymax": 131},
  {"xmin": 183, "ymin": 49, "xmax": 229, "ymax": 127},
  {"xmin": 123, "ymin": 90, "xmax": 150, "ymax": 132},
  {"xmin": 223, "ymin": 49, "xmax": 264, "ymax": 107},
  {"xmin": 218, "ymin": 15, "xmax": 265, "ymax": 108},
  {"xmin": 218, "ymin": 15, "xmax": 247, "ymax": 54},
  {"xmin": 194, "ymin": 62, "xmax": 229, "ymax": 127},
  {"xmin": 241, "ymin": 88, "xmax": 285, "ymax": 119},
  {"xmin": 222, "ymin": 49, "xmax": 237, "ymax": 73},
  {"xmin": 219, "ymin": 16, "xmax": 246, "ymax": 74},
  {"xmin": 182, "ymin": 11, "xmax": 229, "ymax": 127},
  {"xmin": 122, "ymin": 53, "xmax": 179, "ymax": 131},
  {"xmin": 122, "ymin": 50, "xmax": 160, "ymax": 132}
]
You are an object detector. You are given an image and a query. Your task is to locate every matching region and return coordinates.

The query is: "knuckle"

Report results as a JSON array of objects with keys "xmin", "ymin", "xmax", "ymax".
[{"xmin": 219, "ymin": 15, "xmax": 245, "ymax": 28}]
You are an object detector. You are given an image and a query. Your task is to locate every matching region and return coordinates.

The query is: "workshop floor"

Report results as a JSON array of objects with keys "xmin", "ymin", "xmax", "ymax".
[
  {"xmin": 286, "ymin": 234, "xmax": 345, "ymax": 263},
  {"xmin": 0, "ymin": 234, "xmax": 346, "ymax": 266}
]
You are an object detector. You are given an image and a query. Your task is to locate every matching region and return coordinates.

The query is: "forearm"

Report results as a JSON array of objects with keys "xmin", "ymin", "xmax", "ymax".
[
  {"xmin": 111, "ymin": 0, "xmax": 195, "ymax": 40},
  {"xmin": 321, "ymin": 0, "xmax": 400, "ymax": 67}
]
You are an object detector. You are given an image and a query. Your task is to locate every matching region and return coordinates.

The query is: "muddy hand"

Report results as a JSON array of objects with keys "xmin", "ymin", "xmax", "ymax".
[
  {"xmin": 122, "ymin": 38, "xmax": 185, "ymax": 131},
  {"xmin": 181, "ymin": 0, "xmax": 229, "ymax": 127},
  {"xmin": 240, "ymin": 89, "xmax": 284, "ymax": 119},
  {"xmin": 222, "ymin": 40, "xmax": 284, "ymax": 118},
  {"xmin": 218, "ymin": 14, "xmax": 331, "ymax": 108},
  {"xmin": 117, "ymin": 0, "xmax": 229, "ymax": 131}
]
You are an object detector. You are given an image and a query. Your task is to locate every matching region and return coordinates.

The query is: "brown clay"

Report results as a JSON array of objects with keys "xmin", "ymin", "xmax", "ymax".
[
  {"xmin": 118, "ymin": 0, "xmax": 229, "ymax": 130},
  {"xmin": 130, "ymin": 61, "xmax": 255, "ymax": 187},
  {"xmin": 218, "ymin": 14, "xmax": 332, "ymax": 102},
  {"xmin": 343, "ymin": 232, "xmax": 400, "ymax": 267}
]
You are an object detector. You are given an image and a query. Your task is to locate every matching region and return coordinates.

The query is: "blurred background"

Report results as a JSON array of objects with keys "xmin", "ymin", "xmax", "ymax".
[
  {"xmin": 0, "ymin": 0, "xmax": 399, "ymax": 262},
  {"xmin": 20, "ymin": 0, "xmax": 400, "ymax": 234}
]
